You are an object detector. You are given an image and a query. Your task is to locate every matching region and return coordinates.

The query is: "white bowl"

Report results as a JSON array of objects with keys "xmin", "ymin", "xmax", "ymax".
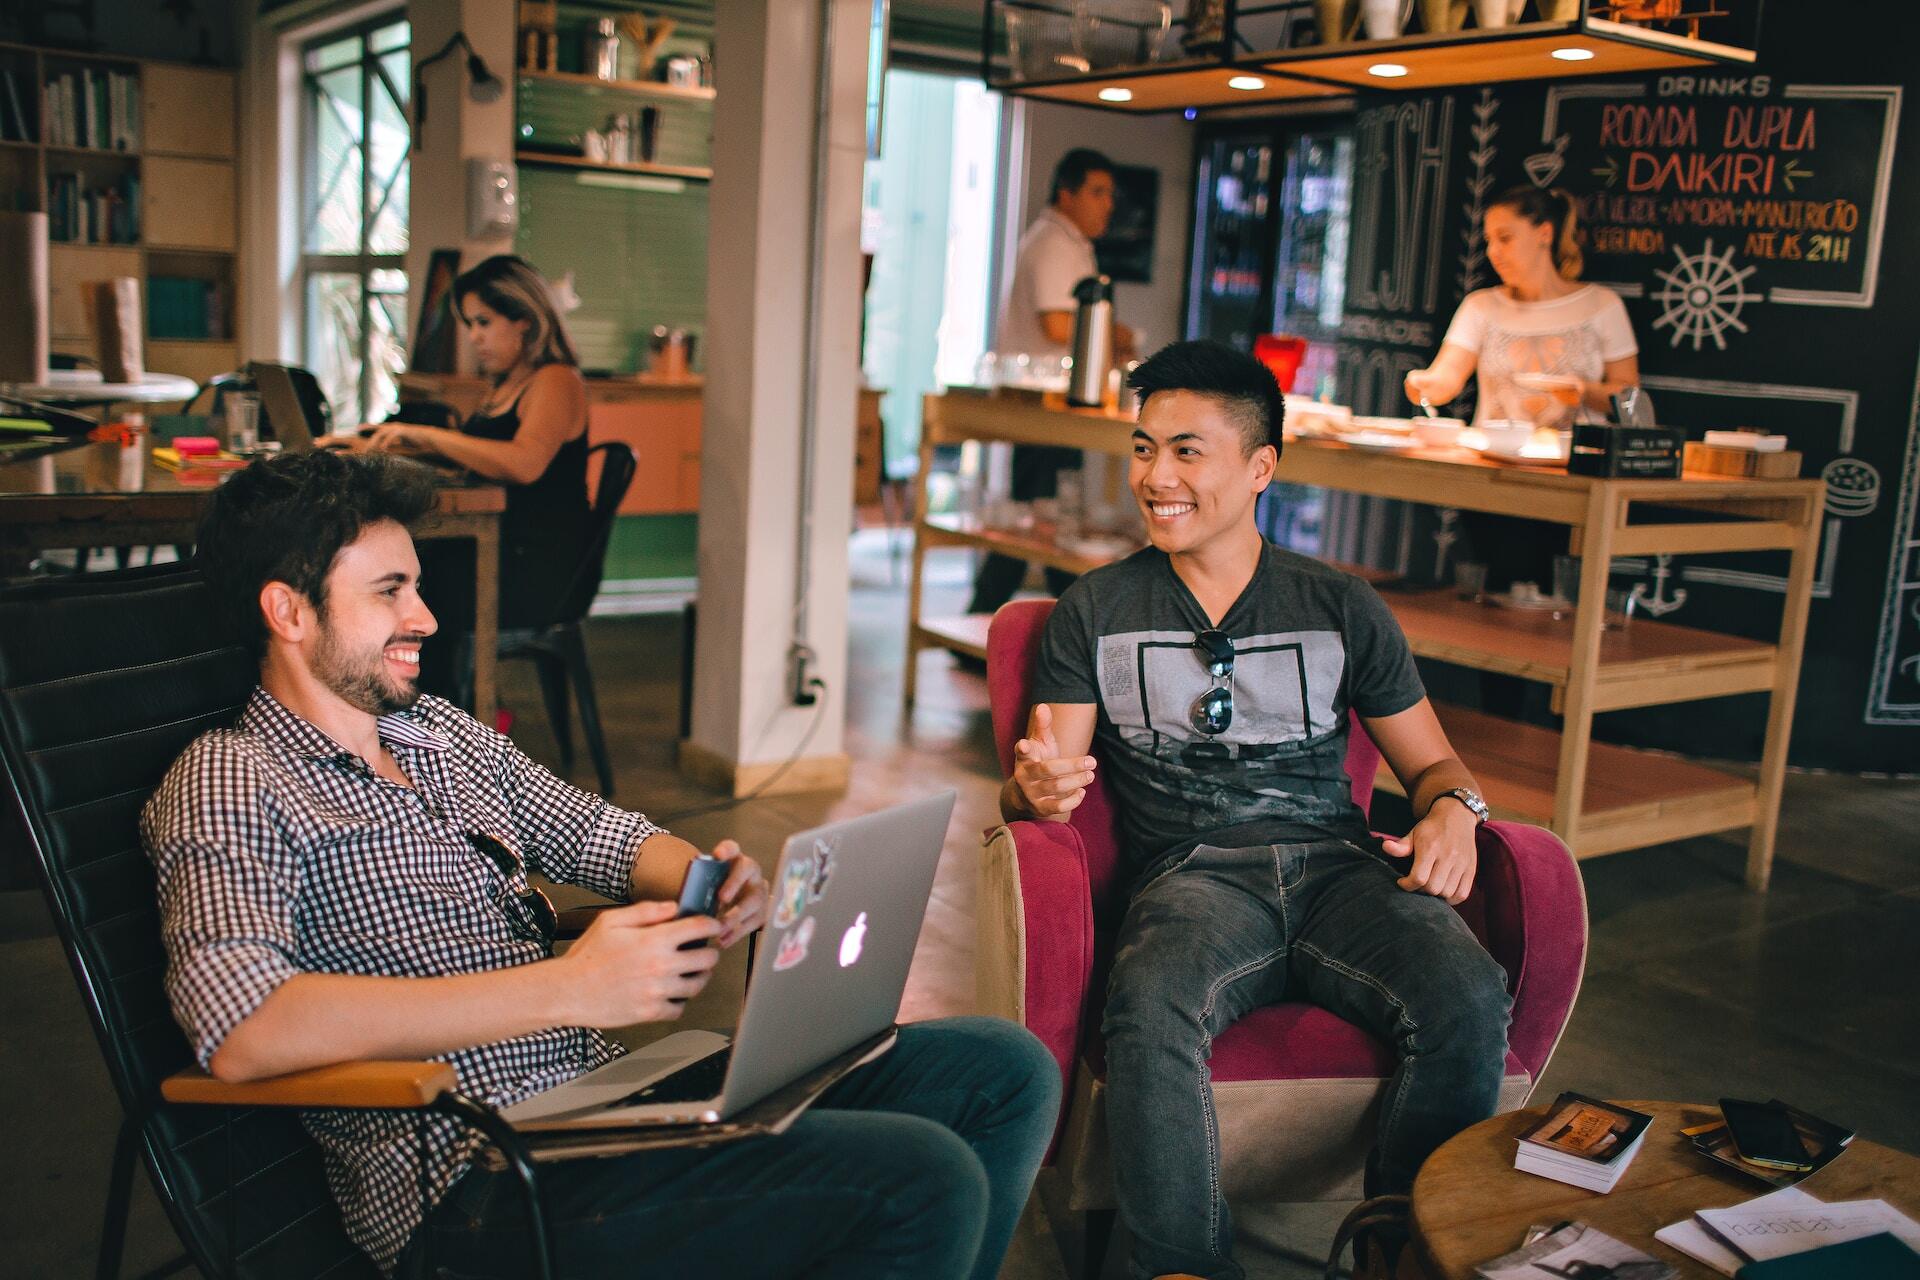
[
  {"xmin": 1349, "ymin": 414, "xmax": 1416, "ymax": 434},
  {"xmin": 1413, "ymin": 417, "xmax": 1467, "ymax": 448},
  {"xmin": 1478, "ymin": 419, "xmax": 1536, "ymax": 454}
]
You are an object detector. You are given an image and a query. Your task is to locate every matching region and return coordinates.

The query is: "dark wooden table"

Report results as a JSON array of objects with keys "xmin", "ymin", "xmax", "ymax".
[
  {"xmin": 1411, "ymin": 1100, "xmax": 1920, "ymax": 1279},
  {"xmin": 0, "ymin": 439, "xmax": 506, "ymax": 723}
]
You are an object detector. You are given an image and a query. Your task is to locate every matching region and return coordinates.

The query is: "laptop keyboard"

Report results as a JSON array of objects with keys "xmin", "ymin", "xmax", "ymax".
[{"xmin": 616, "ymin": 1046, "xmax": 733, "ymax": 1107}]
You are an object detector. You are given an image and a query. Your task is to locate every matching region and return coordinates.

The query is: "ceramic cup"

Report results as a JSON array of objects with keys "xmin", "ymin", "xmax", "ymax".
[
  {"xmin": 1418, "ymin": 0, "xmax": 1470, "ymax": 31},
  {"xmin": 1471, "ymin": 0, "xmax": 1523, "ymax": 26},
  {"xmin": 1361, "ymin": 0, "xmax": 1414, "ymax": 37}
]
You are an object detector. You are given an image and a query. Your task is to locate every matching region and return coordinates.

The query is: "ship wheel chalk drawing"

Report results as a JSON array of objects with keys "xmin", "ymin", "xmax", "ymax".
[{"xmin": 1651, "ymin": 239, "xmax": 1763, "ymax": 351}]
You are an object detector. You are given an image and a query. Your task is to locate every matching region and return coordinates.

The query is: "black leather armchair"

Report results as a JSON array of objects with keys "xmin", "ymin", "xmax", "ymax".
[{"xmin": 0, "ymin": 565, "xmax": 553, "ymax": 1280}]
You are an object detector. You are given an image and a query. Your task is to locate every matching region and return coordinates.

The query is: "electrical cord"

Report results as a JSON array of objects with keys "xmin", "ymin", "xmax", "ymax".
[{"xmin": 660, "ymin": 679, "xmax": 831, "ymax": 823}]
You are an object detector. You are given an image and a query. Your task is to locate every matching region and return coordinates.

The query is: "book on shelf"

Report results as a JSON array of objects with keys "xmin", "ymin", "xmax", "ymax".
[
  {"xmin": 46, "ymin": 168, "xmax": 138, "ymax": 243},
  {"xmin": 1512, "ymin": 1093, "xmax": 1653, "ymax": 1193},
  {"xmin": 40, "ymin": 67, "xmax": 138, "ymax": 152},
  {"xmin": 0, "ymin": 68, "xmax": 29, "ymax": 142},
  {"xmin": 1473, "ymin": 1221, "xmax": 1675, "ymax": 1279},
  {"xmin": 148, "ymin": 276, "xmax": 227, "ymax": 341}
]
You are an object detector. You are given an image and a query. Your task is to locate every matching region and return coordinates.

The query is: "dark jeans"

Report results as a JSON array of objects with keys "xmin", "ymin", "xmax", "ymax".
[
  {"xmin": 966, "ymin": 444, "xmax": 1081, "ymax": 615},
  {"xmin": 398, "ymin": 1017, "xmax": 1059, "ymax": 1280},
  {"xmin": 1103, "ymin": 840, "xmax": 1511, "ymax": 1280}
]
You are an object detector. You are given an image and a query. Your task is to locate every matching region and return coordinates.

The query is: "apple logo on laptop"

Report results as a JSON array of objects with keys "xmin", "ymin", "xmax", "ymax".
[{"xmin": 839, "ymin": 912, "xmax": 868, "ymax": 968}]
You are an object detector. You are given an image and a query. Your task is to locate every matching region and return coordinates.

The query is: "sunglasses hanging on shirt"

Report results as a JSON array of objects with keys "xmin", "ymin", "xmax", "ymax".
[
  {"xmin": 1181, "ymin": 629, "xmax": 1236, "ymax": 768},
  {"xmin": 467, "ymin": 832, "xmax": 559, "ymax": 949}
]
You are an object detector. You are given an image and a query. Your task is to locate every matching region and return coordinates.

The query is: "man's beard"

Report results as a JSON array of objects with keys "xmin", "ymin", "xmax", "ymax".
[{"xmin": 314, "ymin": 614, "xmax": 425, "ymax": 716}]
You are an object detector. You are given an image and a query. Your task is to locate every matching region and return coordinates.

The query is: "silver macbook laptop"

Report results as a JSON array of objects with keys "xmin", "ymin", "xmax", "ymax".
[
  {"xmin": 252, "ymin": 363, "xmax": 321, "ymax": 453},
  {"xmin": 502, "ymin": 790, "xmax": 957, "ymax": 1129}
]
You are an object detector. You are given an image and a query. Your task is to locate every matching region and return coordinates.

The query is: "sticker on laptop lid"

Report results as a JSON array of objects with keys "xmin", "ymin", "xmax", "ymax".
[
  {"xmin": 773, "ymin": 856, "xmax": 812, "ymax": 929},
  {"xmin": 773, "ymin": 915, "xmax": 815, "ymax": 971},
  {"xmin": 806, "ymin": 837, "xmax": 837, "ymax": 903}
]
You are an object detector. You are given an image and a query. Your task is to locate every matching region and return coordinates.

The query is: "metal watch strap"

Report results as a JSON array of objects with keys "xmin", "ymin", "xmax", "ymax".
[{"xmin": 1433, "ymin": 787, "xmax": 1488, "ymax": 824}]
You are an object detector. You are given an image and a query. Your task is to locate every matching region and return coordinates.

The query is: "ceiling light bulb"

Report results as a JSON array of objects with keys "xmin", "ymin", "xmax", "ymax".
[
  {"xmin": 1368, "ymin": 62, "xmax": 1409, "ymax": 78},
  {"xmin": 1227, "ymin": 75, "xmax": 1266, "ymax": 90},
  {"xmin": 1098, "ymin": 86, "xmax": 1134, "ymax": 102},
  {"xmin": 1551, "ymin": 46, "xmax": 1596, "ymax": 61}
]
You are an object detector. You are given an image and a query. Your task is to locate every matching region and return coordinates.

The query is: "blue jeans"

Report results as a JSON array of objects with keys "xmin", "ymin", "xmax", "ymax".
[
  {"xmin": 1103, "ymin": 840, "xmax": 1512, "ymax": 1280},
  {"xmin": 399, "ymin": 1017, "xmax": 1060, "ymax": 1280}
]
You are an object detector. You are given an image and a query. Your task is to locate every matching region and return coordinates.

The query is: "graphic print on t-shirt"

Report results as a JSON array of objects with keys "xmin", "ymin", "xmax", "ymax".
[
  {"xmin": 1479, "ymin": 325, "xmax": 1604, "ymax": 428},
  {"xmin": 1096, "ymin": 627, "xmax": 1346, "ymax": 759}
]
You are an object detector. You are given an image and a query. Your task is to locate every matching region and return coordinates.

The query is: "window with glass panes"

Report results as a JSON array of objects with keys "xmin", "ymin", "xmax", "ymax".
[{"xmin": 302, "ymin": 16, "xmax": 410, "ymax": 427}]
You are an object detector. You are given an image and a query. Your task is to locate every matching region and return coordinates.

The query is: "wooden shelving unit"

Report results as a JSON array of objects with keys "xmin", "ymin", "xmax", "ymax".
[
  {"xmin": 911, "ymin": 392, "xmax": 1825, "ymax": 889},
  {"xmin": 0, "ymin": 42, "xmax": 241, "ymax": 387},
  {"xmin": 984, "ymin": 5, "xmax": 1758, "ymax": 113},
  {"xmin": 514, "ymin": 150, "xmax": 713, "ymax": 183},
  {"xmin": 518, "ymin": 68, "xmax": 715, "ymax": 103}
]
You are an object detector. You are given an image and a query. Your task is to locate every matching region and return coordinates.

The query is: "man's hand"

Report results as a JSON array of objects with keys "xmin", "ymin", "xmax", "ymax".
[
  {"xmin": 557, "ymin": 900, "xmax": 722, "ymax": 1025},
  {"xmin": 1011, "ymin": 703, "xmax": 1097, "ymax": 820},
  {"xmin": 709, "ymin": 839, "xmax": 767, "ymax": 948},
  {"xmin": 1381, "ymin": 800, "xmax": 1479, "ymax": 905}
]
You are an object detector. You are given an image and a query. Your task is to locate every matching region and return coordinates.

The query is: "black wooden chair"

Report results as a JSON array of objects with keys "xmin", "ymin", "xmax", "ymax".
[
  {"xmin": 0, "ymin": 564, "xmax": 554, "ymax": 1280},
  {"xmin": 498, "ymin": 440, "xmax": 637, "ymax": 798}
]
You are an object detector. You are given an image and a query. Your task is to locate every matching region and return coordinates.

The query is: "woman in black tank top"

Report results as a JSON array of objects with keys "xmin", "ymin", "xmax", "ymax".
[{"xmin": 357, "ymin": 255, "xmax": 592, "ymax": 635}]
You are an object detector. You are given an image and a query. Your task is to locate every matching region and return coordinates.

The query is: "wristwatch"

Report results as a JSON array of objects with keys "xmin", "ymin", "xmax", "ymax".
[{"xmin": 1433, "ymin": 787, "xmax": 1489, "ymax": 824}]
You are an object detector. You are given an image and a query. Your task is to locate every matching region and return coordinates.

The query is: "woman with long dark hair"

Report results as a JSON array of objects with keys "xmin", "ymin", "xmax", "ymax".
[
  {"xmin": 357, "ymin": 254, "xmax": 592, "ymax": 636},
  {"xmin": 1405, "ymin": 186, "xmax": 1640, "ymax": 428}
]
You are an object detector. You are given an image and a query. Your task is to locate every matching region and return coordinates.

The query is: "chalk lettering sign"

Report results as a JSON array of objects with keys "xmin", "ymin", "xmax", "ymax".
[{"xmin": 1541, "ymin": 77, "xmax": 1899, "ymax": 311}]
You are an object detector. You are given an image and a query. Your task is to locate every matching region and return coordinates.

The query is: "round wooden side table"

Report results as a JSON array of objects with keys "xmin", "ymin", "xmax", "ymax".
[{"xmin": 1411, "ymin": 1100, "xmax": 1920, "ymax": 1279}]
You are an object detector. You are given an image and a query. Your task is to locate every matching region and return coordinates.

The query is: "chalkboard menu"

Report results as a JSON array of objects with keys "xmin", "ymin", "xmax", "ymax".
[{"xmin": 1318, "ymin": 3, "xmax": 1918, "ymax": 771}]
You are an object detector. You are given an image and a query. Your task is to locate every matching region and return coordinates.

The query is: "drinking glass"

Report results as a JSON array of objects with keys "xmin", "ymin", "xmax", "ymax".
[
  {"xmin": 1605, "ymin": 587, "xmax": 1636, "ymax": 631},
  {"xmin": 224, "ymin": 393, "xmax": 260, "ymax": 452},
  {"xmin": 1454, "ymin": 560, "xmax": 1488, "ymax": 602},
  {"xmin": 1552, "ymin": 554, "xmax": 1581, "ymax": 606}
]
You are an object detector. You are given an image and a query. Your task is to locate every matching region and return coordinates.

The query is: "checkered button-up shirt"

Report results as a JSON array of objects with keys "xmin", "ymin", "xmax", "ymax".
[{"xmin": 141, "ymin": 688, "xmax": 663, "ymax": 1271}]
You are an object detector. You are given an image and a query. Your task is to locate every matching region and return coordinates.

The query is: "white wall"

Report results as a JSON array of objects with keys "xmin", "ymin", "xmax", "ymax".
[
  {"xmin": 1006, "ymin": 99, "xmax": 1195, "ymax": 355},
  {"xmin": 239, "ymin": 0, "xmax": 514, "ymax": 369}
]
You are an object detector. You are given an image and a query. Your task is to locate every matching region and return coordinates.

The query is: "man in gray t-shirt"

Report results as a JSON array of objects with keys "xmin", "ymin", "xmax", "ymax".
[
  {"xmin": 1034, "ymin": 539, "xmax": 1426, "ymax": 885},
  {"xmin": 1002, "ymin": 341, "xmax": 1512, "ymax": 1280}
]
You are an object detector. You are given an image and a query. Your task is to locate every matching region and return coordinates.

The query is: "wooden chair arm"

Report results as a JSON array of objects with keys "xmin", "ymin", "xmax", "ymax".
[{"xmin": 162, "ymin": 1060, "xmax": 457, "ymax": 1109}]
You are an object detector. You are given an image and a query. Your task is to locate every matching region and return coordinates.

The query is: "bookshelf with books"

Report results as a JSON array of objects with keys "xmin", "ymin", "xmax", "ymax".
[{"xmin": 0, "ymin": 42, "xmax": 241, "ymax": 387}]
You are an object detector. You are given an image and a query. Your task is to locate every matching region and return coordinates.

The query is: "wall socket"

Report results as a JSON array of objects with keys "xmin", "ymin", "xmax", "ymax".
[{"xmin": 788, "ymin": 643, "xmax": 823, "ymax": 707}]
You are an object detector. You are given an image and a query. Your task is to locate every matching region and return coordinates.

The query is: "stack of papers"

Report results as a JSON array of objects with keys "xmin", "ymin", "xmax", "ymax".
[
  {"xmin": 1657, "ymin": 1186, "xmax": 1920, "ymax": 1276},
  {"xmin": 1474, "ymin": 1222, "xmax": 1674, "ymax": 1279},
  {"xmin": 1513, "ymin": 1093, "xmax": 1653, "ymax": 1192}
]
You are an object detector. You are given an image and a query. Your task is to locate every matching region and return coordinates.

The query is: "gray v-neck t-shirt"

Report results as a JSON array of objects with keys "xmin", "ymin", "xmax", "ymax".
[{"xmin": 1032, "ymin": 543, "xmax": 1426, "ymax": 880}]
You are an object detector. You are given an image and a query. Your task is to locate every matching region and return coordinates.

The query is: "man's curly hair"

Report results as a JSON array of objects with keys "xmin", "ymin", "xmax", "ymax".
[{"xmin": 195, "ymin": 451, "xmax": 436, "ymax": 657}]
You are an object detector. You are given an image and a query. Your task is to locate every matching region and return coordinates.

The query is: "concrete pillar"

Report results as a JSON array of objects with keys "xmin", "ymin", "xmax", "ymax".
[
  {"xmin": 405, "ymin": 0, "xmax": 516, "ymax": 364},
  {"xmin": 681, "ymin": 0, "xmax": 870, "ymax": 794}
]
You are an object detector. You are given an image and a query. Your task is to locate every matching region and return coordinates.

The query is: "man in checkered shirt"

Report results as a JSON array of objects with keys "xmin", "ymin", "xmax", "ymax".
[{"xmin": 142, "ymin": 451, "xmax": 1060, "ymax": 1278}]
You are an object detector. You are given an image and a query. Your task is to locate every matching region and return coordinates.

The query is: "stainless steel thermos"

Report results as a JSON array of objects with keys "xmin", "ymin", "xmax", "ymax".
[{"xmin": 1067, "ymin": 274, "xmax": 1115, "ymax": 408}]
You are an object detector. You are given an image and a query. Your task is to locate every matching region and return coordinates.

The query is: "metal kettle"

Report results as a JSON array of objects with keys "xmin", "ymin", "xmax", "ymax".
[{"xmin": 1067, "ymin": 274, "xmax": 1115, "ymax": 407}]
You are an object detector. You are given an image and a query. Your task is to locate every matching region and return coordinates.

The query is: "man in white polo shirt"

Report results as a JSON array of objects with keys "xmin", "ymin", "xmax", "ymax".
[{"xmin": 969, "ymin": 148, "xmax": 1137, "ymax": 617}]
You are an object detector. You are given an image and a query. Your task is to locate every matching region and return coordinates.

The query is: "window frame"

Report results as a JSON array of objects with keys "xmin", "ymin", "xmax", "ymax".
[{"xmin": 299, "ymin": 11, "xmax": 410, "ymax": 426}]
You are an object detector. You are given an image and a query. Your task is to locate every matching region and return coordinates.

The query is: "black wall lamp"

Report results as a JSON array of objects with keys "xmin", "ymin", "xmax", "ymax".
[{"xmin": 412, "ymin": 31, "xmax": 504, "ymax": 150}]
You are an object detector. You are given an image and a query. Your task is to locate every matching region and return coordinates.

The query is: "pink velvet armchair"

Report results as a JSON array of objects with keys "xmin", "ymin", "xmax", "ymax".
[{"xmin": 975, "ymin": 599, "xmax": 1588, "ymax": 1226}]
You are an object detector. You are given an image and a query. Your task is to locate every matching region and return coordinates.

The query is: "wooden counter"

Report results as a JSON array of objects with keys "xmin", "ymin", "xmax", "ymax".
[{"xmin": 911, "ymin": 391, "xmax": 1825, "ymax": 888}]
